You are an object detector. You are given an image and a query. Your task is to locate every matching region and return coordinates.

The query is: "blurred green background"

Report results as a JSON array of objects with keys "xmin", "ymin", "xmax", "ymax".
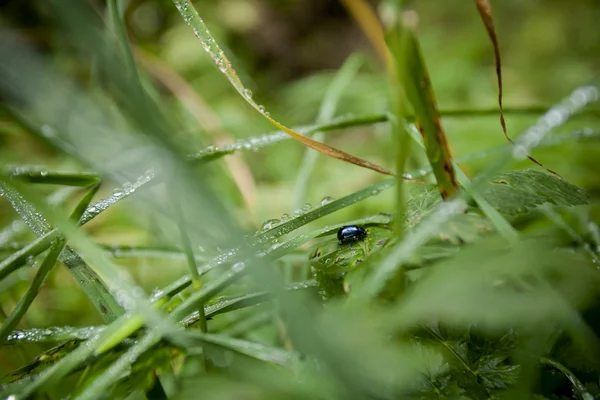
[{"xmin": 1, "ymin": 0, "xmax": 599, "ymax": 375}]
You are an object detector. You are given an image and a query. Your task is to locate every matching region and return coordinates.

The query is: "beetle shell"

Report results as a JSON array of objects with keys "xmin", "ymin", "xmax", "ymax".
[{"xmin": 337, "ymin": 225, "xmax": 367, "ymax": 244}]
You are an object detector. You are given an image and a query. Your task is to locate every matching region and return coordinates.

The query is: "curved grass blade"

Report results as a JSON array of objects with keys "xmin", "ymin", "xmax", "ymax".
[
  {"xmin": 474, "ymin": 0, "xmax": 559, "ymax": 176},
  {"xmin": 474, "ymin": 0, "xmax": 507, "ymax": 137},
  {"xmin": 171, "ymin": 0, "xmax": 392, "ymax": 176},
  {"xmin": 539, "ymin": 358, "xmax": 593, "ymax": 400}
]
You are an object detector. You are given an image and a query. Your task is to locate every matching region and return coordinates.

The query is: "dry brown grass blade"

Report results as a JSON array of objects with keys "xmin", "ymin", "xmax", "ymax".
[{"xmin": 474, "ymin": 0, "xmax": 560, "ymax": 176}]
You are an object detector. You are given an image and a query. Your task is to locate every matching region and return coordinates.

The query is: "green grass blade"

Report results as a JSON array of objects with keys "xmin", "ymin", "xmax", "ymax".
[
  {"xmin": 0, "ymin": 229, "xmax": 60, "ymax": 281},
  {"xmin": 387, "ymin": 17, "xmax": 413, "ymax": 237},
  {"xmin": 394, "ymin": 23, "xmax": 459, "ymax": 199},
  {"xmin": 4, "ymin": 167, "xmax": 100, "ymax": 187},
  {"xmin": 454, "ymin": 167, "xmax": 519, "ymax": 242},
  {"xmin": 182, "ymin": 331, "xmax": 301, "ymax": 367}
]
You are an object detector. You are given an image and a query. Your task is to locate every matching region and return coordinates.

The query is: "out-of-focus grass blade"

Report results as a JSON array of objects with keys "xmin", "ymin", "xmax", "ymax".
[
  {"xmin": 182, "ymin": 331, "xmax": 301, "ymax": 368},
  {"xmin": 386, "ymin": 13, "xmax": 413, "ymax": 237},
  {"xmin": 293, "ymin": 54, "xmax": 364, "ymax": 210},
  {"xmin": 0, "ymin": 184, "xmax": 99, "ymax": 345},
  {"xmin": 394, "ymin": 23, "xmax": 459, "ymax": 200},
  {"xmin": 474, "ymin": 0, "xmax": 559, "ymax": 176},
  {"xmin": 0, "ymin": 181, "xmax": 124, "ymax": 322},
  {"xmin": 171, "ymin": 0, "xmax": 392, "ymax": 176},
  {"xmin": 5, "ymin": 168, "xmax": 100, "ymax": 187}
]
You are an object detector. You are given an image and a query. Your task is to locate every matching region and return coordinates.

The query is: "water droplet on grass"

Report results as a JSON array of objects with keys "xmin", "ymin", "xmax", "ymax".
[
  {"xmin": 261, "ymin": 219, "xmax": 281, "ymax": 230},
  {"xmin": 320, "ymin": 196, "xmax": 335, "ymax": 205}
]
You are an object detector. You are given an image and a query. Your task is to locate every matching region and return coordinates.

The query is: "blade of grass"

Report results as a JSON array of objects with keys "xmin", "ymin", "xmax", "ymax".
[
  {"xmin": 292, "ymin": 54, "xmax": 364, "ymax": 210},
  {"xmin": 4, "ymin": 168, "xmax": 100, "ymax": 187},
  {"xmin": 395, "ymin": 22, "xmax": 459, "ymax": 200},
  {"xmin": 0, "ymin": 184, "xmax": 100, "ymax": 345},
  {"xmin": 172, "ymin": 0, "xmax": 392, "ymax": 176},
  {"xmin": 539, "ymin": 358, "xmax": 593, "ymax": 400},
  {"xmin": 182, "ymin": 331, "xmax": 301, "ymax": 368},
  {"xmin": 387, "ymin": 15, "xmax": 413, "ymax": 237}
]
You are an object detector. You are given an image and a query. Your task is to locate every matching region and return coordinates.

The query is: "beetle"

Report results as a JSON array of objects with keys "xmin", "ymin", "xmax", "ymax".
[{"xmin": 337, "ymin": 225, "xmax": 367, "ymax": 244}]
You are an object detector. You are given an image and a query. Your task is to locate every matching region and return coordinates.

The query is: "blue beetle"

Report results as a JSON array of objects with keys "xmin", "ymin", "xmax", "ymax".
[{"xmin": 337, "ymin": 225, "xmax": 367, "ymax": 244}]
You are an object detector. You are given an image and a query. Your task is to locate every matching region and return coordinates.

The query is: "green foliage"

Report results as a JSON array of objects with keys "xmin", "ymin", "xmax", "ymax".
[
  {"xmin": 0, "ymin": 1, "xmax": 599, "ymax": 399},
  {"xmin": 482, "ymin": 170, "xmax": 591, "ymax": 215}
]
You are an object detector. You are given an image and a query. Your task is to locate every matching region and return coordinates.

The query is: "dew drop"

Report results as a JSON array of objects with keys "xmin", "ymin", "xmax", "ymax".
[
  {"xmin": 261, "ymin": 219, "xmax": 281, "ymax": 230},
  {"xmin": 320, "ymin": 196, "xmax": 335, "ymax": 205}
]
